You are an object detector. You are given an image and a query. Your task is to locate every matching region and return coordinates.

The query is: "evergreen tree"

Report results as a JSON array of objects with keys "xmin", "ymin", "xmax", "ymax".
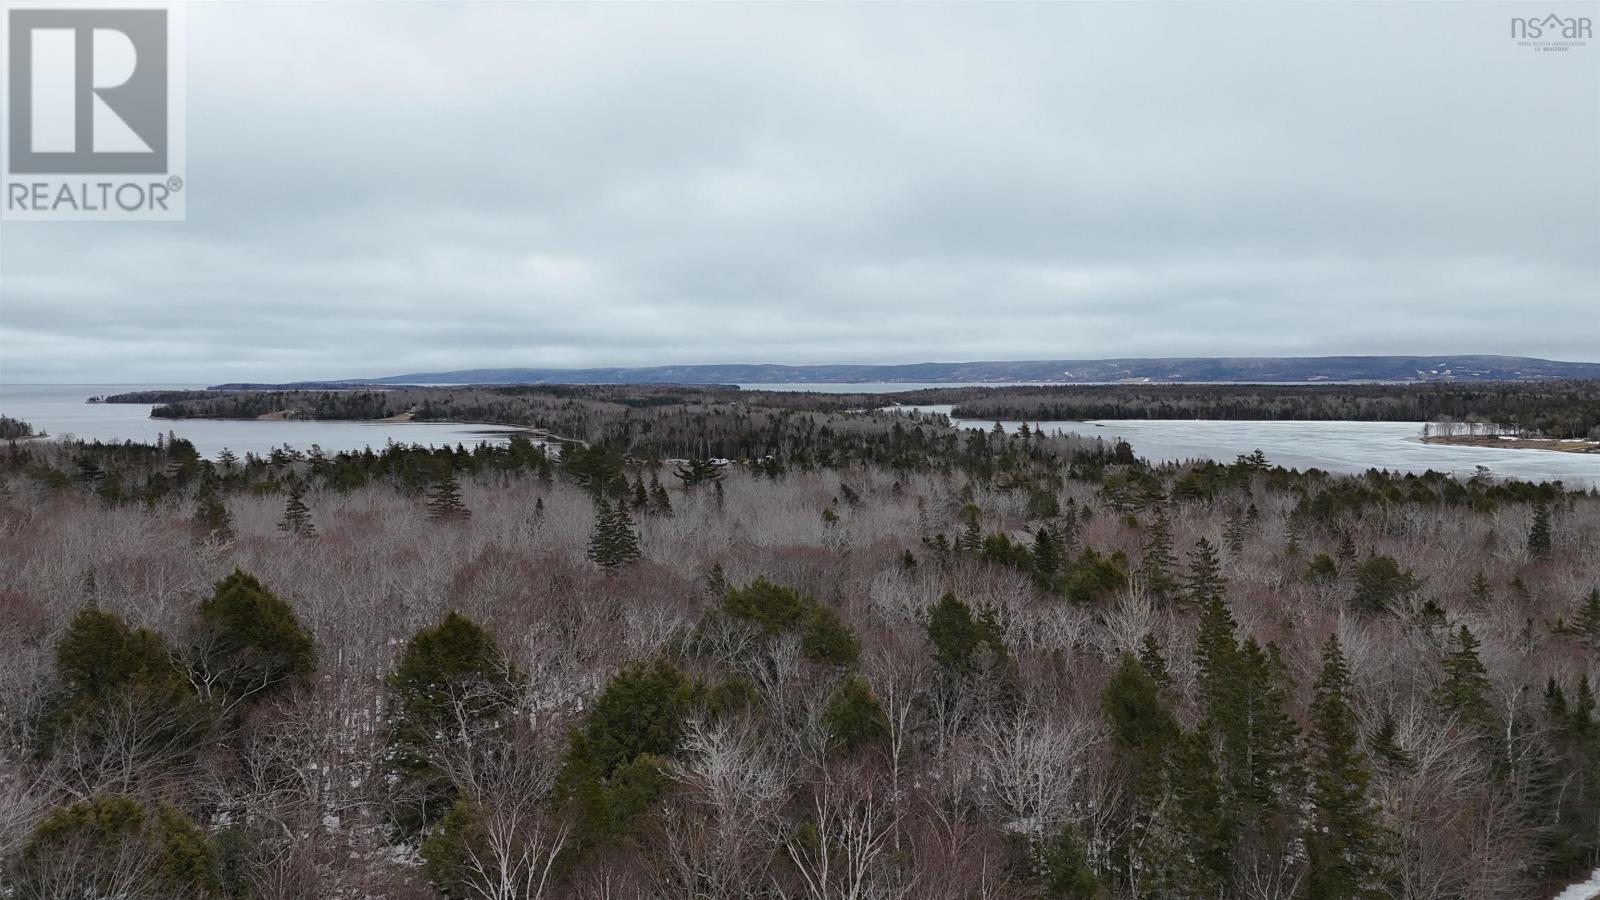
[
  {"xmin": 801, "ymin": 603, "xmax": 860, "ymax": 667},
  {"xmin": 821, "ymin": 673, "xmax": 889, "ymax": 754},
  {"xmin": 1367, "ymin": 713, "xmax": 1414, "ymax": 773},
  {"xmin": 582, "ymin": 658, "xmax": 696, "ymax": 774},
  {"xmin": 191, "ymin": 488, "xmax": 234, "ymax": 542},
  {"xmin": 1182, "ymin": 538, "xmax": 1225, "ymax": 608},
  {"xmin": 673, "ymin": 457, "xmax": 723, "ymax": 488},
  {"xmin": 1224, "ymin": 505, "xmax": 1248, "ymax": 557},
  {"xmin": 1529, "ymin": 499, "xmax": 1552, "ymax": 559},
  {"xmin": 1336, "ymin": 532, "xmax": 1358, "ymax": 567},
  {"xmin": 926, "ymin": 592, "xmax": 1003, "ymax": 673},
  {"xmin": 1102, "ymin": 651, "xmax": 1179, "ymax": 768},
  {"xmin": 1138, "ymin": 634, "xmax": 1170, "ymax": 687},
  {"xmin": 648, "ymin": 475, "xmax": 672, "ymax": 515},
  {"xmin": 1435, "ymin": 624, "xmax": 1493, "ymax": 730},
  {"xmin": 1032, "ymin": 526, "xmax": 1063, "ymax": 577},
  {"xmin": 1351, "ymin": 555, "xmax": 1421, "ymax": 615},
  {"xmin": 1305, "ymin": 636, "xmax": 1391, "ymax": 900},
  {"xmin": 193, "ymin": 570, "xmax": 315, "ymax": 710},
  {"xmin": 1468, "ymin": 571, "xmax": 1492, "ymax": 607},
  {"xmin": 388, "ymin": 612, "xmax": 518, "ymax": 834},
  {"xmin": 1139, "ymin": 508, "xmax": 1178, "ymax": 597},
  {"xmin": 587, "ymin": 498, "xmax": 642, "ymax": 570},
  {"xmin": 426, "ymin": 472, "xmax": 470, "ymax": 521},
  {"xmin": 277, "ymin": 485, "xmax": 315, "ymax": 537},
  {"xmin": 1575, "ymin": 588, "xmax": 1600, "ymax": 652},
  {"xmin": 957, "ymin": 504, "xmax": 983, "ymax": 555},
  {"xmin": 11, "ymin": 795, "xmax": 219, "ymax": 898},
  {"xmin": 41, "ymin": 608, "xmax": 208, "ymax": 772}
]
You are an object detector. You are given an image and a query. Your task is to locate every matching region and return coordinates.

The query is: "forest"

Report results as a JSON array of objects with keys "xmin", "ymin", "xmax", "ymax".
[
  {"xmin": 1, "ymin": 395, "xmax": 1598, "ymax": 899},
  {"xmin": 943, "ymin": 382, "xmax": 1600, "ymax": 438},
  {"xmin": 0, "ymin": 416, "xmax": 35, "ymax": 440},
  {"xmin": 111, "ymin": 379, "xmax": 1600, "ymax": 442}
]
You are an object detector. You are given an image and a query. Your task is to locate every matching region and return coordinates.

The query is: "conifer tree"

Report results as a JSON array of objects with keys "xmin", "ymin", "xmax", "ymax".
[
  {"xmin": 426, "ymin": 471, "xmax": 470, "ymax": 521},
  {"xmin": 926, "ymin": 592, "xmax": 1003, "ymax": 673},
  {"xmin": 388, "ymin": 612, "xmax": 518, "ymax": 834},
  {"xmin": 957, "ymin": 504, "xmax": 983, "ymax": 555},
  {"xmin": 822, "ymin": 674, "xmax": 889, "ymax": 754},
  {"xmin": 1224, "ymin": 505, "xmax": 1247, "ymax": 557},
  {"xmin": 1529, "ymin": 499, "xmax": 1553, "ymax": 559},
  {"xmin": 1367, "ymin": 713, "xmax": 1414, "ymax": 773},
  {"xmin": 1032, "ymin": 526, "xmax": 1063, "ymax": 577},
  {"xmin": 1138, "ymin": 634, "xmax": 1170, "ymax": 687},
  {"xmin": 192, "ymin": 487, "xmax": 234, "ymax": 542},
  {"xmin": 1575, "ymin": 588, "xmax": 1600, "ymax": 652},
  {"xmin": 277, "ymin": 485, "xmax": 315, "ymax": 537},
  {"xmin": 673, "ymin": 457, "xmax": 723, "ymax": 488},
  {"xmin": 587, "ymin": 498, "xmax": 641, "ymax": 570},
  {"xmin": 648, "ymin": 475, "xmax": 672, "ymax": 515},
  {"xmin": 1139, "ymin": 508, "xmax": 1178, "ymax": 598},
  {"xmin": 193, "ymin": 569, "xmax": 315, "ymax": 710},
  {"xmin": 1336, "ymin": 532, "xmax": 1358, "ymax": 567},
  {"xmin": 1436, "ymin": 624, "xmax": 1493, "ymax": 730},
  {"xmin": 1305, "ymin": 636, "xmax": 1391, "ymax": 900},
  {"xmin": 1182, "ymin": 538, "xmax": 1225, "ymax": 608},
  {"xmin": 1468, "ymin": 572, "xmax": 1492, "ymax": 607}
]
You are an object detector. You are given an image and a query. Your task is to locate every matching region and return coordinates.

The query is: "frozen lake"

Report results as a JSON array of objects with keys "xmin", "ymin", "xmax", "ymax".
[
  {"xmin": 5, "ymin": 385, "xmax": 1596, "ymax": 487},
  {"xmin": 898, "ymin": 404, "xmax": 1600, "ymax": 489},
  {"xmin": 0, "ymin": 384, "xmax": 528, "ymax": 460}
]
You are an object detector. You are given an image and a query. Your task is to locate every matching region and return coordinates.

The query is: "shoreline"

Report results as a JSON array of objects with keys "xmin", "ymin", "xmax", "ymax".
[{"xmin": 1421, "ymin": 434, "xmax": 1600, "ymax": 455}]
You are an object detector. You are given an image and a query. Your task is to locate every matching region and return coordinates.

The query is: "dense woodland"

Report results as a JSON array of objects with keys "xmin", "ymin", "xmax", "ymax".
[
  {"xmin": 2, "ymin": 396, "xmax": 1598, "ymax": 899},
  {"xmin": 115, "ymin": 379, "xmax": 1600, "ymax": 441},
  {"xmin": 0, "ymin": 416, "xmax": 35, "ymax": 440},
  {"xmin": 945, "ymin": 382, "xmax": 1600, "ymax": 438}
]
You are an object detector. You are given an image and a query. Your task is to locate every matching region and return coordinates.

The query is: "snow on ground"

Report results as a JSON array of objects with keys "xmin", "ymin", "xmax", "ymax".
[{"xmin": 1552, "ymin": 868, "xmax": 1600, "ymax": 900}]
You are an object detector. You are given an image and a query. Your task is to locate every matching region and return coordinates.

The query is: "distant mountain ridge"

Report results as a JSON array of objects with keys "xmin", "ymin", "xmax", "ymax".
[{"xmin": 211, "ymin": 355, "xmax": 1600, "ymax": 390}]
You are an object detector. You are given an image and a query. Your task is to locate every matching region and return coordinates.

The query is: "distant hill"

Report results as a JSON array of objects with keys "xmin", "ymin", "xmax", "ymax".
[{"xmin": 210, "ymin": 355, "xmax": 1600, "ymax": 390}]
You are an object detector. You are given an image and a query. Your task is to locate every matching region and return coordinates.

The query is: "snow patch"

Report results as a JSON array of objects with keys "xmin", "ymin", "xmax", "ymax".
[{"xmin": 1552, "ymin": 867, "xmax": 1600, "ymax": 900}]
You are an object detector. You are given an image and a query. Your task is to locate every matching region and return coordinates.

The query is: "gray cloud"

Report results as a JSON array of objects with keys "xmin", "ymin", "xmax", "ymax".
[{"xmin": 2, "ymin": 1, "xmax": 1597, "ymax": 382}]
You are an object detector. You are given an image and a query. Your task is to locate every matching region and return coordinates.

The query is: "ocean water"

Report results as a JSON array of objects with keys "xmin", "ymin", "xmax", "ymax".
[{"xmin": 0, "ymin": 384, "xmax": 527, "ymax": 459}]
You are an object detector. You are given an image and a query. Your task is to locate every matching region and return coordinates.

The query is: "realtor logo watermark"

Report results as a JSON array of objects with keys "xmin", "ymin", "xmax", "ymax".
[
  {"xmin": 2, "ymin": 4, "xmax": 185, "ymax": 220},
  {"xmin": 1511, "ymin": 13, "xmax": 1592, "ymax": 52}
]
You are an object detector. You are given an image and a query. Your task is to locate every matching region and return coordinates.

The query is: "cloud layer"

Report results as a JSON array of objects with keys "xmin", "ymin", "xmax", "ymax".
[{"xmin": 2, "ymin": 2, "xmax": 1596, "ymax": 382}]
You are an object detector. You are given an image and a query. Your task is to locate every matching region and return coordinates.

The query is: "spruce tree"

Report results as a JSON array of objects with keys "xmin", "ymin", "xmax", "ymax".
[
  {"xmin": 1575, "ymin": 588, "xmax": 1600, "ymax": 652},
  {"xmin": 1033, "ymin": 526, "xmax": 1063, "ymax": 577},
  {"xmin": 1305, "ymin": 636, "xmax": 1391, "ymax": 900},
  {"xmin": 957, "ymin": 504, "xmax": 983, "ymax": 555},
  {"xmin": 1436, "ymin": 624, "xmax": 1493, "ymax": 730},
  {"xmin": 1224, "ymin": 505, "xmax": 1247, "ymax": 557},
  {"xmin": 587, "ymin": 498, "xmax": 642, "ymax": 571},
  {"xmin": 1336, "ymin": 532, "xmax": 1358, "ymax": 567},
  {"xmin": 426, "ymin": 472, "xmax": 470, "ymax": 521},
  {"xmin": 648, "ymin": 475, "xmax": 672, "ymax": 515},
  {"xmin": 1182, "ymin": 538, "xmax": 1225, "ymax": 608},
  {"xmin": 1468, "ymin": 572, "xmax": 1492, "ymax": 607},
  {"xmin": 1139, "ymin": 508, "xmax": 1178, "ymax": 598},
  {"xmin": 277, "ymin": 485, "xmax": 315, "ymax": 538},
  {"xmin": 673, "ymin": 457, "xmax": 723, "ymax": 488},
  {"xmin": 191, "ymin": 488, "xmax": 233, "ymax": 541},
  {"xmin": 1367, "ymin": 713, "xmax": 1414, "ymax": 773},
  {"xmin": 1138, "ymin": 634, "xmax": 1170, "ymax": 687},
  {"xmin": 1529, "ymin": 499, "xmax": 1552, "ymax": 559}
]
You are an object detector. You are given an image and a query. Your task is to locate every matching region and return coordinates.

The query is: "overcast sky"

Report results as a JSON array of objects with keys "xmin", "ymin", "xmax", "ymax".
[{"xmin": 1, "ymin": 2, "xmax": 1596, "ymax": 383}]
